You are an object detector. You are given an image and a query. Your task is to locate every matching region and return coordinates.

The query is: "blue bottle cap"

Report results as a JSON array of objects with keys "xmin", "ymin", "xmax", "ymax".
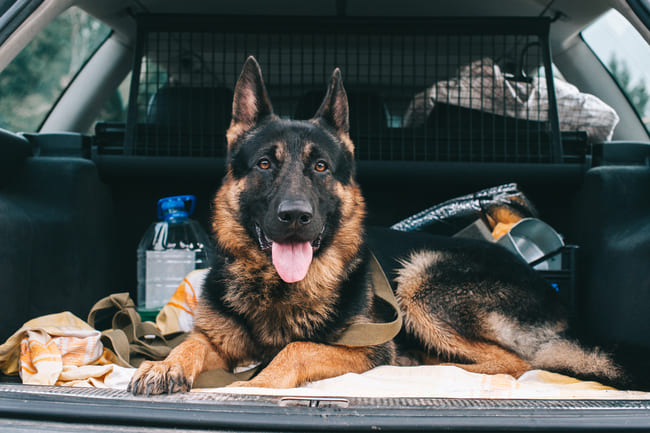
[{"xmin": 157, "ymin": 195, "xmax": 196, "ymax": 222}]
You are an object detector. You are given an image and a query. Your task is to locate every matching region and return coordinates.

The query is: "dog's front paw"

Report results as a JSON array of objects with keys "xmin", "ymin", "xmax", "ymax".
[{"xmin": 127, "ymin": 360, "xmax": 191, "ymax": 395}]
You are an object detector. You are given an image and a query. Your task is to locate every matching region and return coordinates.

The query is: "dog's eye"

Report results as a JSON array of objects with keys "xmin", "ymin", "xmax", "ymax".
[
  {"xmin": 314, "ymin": 161, "xmax": 328, "ymax": 172},
  {"xmin": 257, "ymin": 158, "xmax": 271, "ymax": 170}
]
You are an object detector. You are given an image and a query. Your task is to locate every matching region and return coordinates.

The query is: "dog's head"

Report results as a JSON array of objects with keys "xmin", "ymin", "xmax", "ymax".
[{"xmin": 213, "ymin": 56, "xmax": 365, "ymax": 285}]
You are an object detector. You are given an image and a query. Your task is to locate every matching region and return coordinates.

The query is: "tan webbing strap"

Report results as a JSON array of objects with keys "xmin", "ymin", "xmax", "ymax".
[
  {"xmin": 87, "ymin": 292, "xmax": 134, "ymax": 329},
  {"xmin": 99, "ymin": 329, "xmax": 132, "ymax": 367},
  {"xmin": 193, "ymin": 365, "xmax": 259, "ymax": 388},
  {"xmin": 87, "ymin": 293, "xmax": 179, "ymax": 368},
  {"xmin": 332, "ymin": 252, "xmax": 402, "ymax": 346}
]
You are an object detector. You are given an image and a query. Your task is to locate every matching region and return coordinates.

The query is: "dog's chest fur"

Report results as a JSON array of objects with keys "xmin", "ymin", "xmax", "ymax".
[{"xmin": 217, "ymin": 256, "xmax": 342, "ymax": 350}]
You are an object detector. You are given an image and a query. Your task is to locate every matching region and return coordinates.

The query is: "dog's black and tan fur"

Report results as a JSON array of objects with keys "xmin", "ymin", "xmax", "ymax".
[{"xmin": 128, "ymin": 57, "xmax": 621, "ymax": 395}]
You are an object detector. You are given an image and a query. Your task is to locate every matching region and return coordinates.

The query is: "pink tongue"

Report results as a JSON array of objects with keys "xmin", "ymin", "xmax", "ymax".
[{"xmin": 271, "ymin": 241, "xmax": 313, "ymax": 283}]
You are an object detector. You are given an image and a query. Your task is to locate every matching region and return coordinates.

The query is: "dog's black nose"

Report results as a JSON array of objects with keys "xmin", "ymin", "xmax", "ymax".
[{"xmin": 277, "ymin": 200, "xmax": 313, "ymax": 225}]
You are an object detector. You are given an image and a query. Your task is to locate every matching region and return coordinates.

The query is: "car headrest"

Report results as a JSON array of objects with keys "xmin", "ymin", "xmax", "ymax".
[
  {"xmin": 146, "ymin": 86, "xmax": 234, "ymax": 134},
  {"xmin": 294, "ymin": 89, "xmax": 389, "ymax": 135}
]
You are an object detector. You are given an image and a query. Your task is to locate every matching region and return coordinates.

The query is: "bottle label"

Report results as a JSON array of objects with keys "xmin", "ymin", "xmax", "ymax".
[{"xmin": 145, "ymin": 250, "xmax": 196, "ymax": 310}]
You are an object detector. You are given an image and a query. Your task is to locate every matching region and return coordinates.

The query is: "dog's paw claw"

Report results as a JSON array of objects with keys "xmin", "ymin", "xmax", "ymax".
[
  {"xmin": 168, "ymin": 378, "xmax": 175, "ymax": 395},
  {"xmin": 128, "ymin": 361, "xmax": 190, "ymax": 396}
]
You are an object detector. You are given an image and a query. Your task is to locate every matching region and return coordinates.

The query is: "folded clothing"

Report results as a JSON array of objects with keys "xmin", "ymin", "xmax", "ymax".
[
  {"xmin": 402, "ymin": 58, "xmax": 620, "ymax": 143},
  {"xmin": 156, "ymin": 269, "xmax": 208, "ymax": 334},
  {"xmin": 0, "ymin": 272, "xmax": 208, "ymax": 389},
  {"xmin": 0, "ymin": 311, "xmax": 133, "ymax": 388}
]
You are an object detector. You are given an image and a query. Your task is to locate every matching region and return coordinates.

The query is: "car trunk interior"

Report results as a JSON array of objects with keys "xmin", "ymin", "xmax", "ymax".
[{"xmin": 0, "ymin": 0, "xmax": 650, "ymax": 430}]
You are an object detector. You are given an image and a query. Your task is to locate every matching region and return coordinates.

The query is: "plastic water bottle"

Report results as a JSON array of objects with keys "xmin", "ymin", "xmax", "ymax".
[{"xmin": 137, "ymin": 195, "xmax": 213, "ymax": 312}]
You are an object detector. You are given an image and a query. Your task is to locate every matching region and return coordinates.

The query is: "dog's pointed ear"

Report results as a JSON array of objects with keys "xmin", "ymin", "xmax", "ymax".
[
  {"xmin": 227, "ymin": 56, "xmax": 273, "ymax": 148},
  {"xmin": 314, "ymin": 68, "xmax": 350, "ymax": 140}
]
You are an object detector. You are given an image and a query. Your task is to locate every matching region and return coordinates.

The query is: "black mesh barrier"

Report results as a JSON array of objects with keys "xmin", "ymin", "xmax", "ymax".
[{"xmin": 116, "ymin": 16, "xmax": 578, "ymax": 163}]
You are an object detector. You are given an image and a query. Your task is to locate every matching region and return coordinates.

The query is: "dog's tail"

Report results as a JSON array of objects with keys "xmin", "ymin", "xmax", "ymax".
[
  {"xmin": 530, "ymin": 338, "xmax": 624, "ymax": 384},
  {"xmin": 487, "ymin": 314, "xmax": 624, "ymax": 385}
]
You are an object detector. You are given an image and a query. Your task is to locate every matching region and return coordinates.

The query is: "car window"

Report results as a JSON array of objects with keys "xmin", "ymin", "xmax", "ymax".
[
  {"xmin": 582, "ymin": 9, "xmax": 650, "ymax": 133},
  {"xmin": 88, "ymin": 57, "xmax": 166, "ymax": 133},
  {"xmin": 640, "ymin": 0, "xmax": 650, "ymax": 14},
  {"xmin": 89, "ymin": 71, "xmax": 131, "ymax": 133},
  {"xmin": 135, "ymin": 57, "xmax": 169, "ymax": 121},
  {"xmin": 0, "ymin": 0, "xmax": 18, "ymax": 17},
  {"xmin": 0, "ymin": 6, "xmax": 110, "ymax": 132}
]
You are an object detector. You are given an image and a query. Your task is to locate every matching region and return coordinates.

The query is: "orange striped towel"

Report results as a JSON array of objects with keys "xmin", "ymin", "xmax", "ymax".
[
  {"xmin": 156, "ymin": 269, "xmax": 208, "ymax": 334},
  {"xmin": 0, "ymin": 270, "xmax": 209, "ymax": 389},
  {"xmin": 19, "ymin": 328, "xmax": 103, "ymax": 384},
  {"xmin": 0, "ymin": 311, "xmax": 133, "ymax": 388}
]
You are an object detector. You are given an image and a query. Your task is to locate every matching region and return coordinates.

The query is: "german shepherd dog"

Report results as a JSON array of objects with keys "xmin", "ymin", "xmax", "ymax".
[{"xmin": 128, "ymin": 57, "xmax": 622, "ymax": 395}]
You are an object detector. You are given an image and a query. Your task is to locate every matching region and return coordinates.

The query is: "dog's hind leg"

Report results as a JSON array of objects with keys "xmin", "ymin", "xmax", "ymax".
[
  {"xmin": 394, "ymin": 251, "xmax": 531, "ymax": 378},
  {"xmin": 397, "ymin": 300, "xmax": 531, "ymax": 377},
  {"xmin": 437, "ymin": 339, "xmax": 532, "ymax": 378},
  {"xmin": 395, "ymin": 249, "xmax": 623, "ymax": 382}
]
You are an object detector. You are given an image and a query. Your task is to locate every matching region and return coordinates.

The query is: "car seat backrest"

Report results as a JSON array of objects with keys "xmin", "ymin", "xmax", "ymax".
[
  {"xmin": 294, "ymin": 89, "xmax": 389, "ymax": 134},
  {"xmin": 125, "ymin": 86, "xmax": 234, "ymax": 156},
  {"xmin": 146, "ymin": 86, "xmax": 233, "ymax": 133}
]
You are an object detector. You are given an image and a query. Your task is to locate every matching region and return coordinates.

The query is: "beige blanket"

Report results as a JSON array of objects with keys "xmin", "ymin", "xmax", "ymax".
[{"xmin": 203, "ymin": 365, "xmax": 650, "ymax": 400}]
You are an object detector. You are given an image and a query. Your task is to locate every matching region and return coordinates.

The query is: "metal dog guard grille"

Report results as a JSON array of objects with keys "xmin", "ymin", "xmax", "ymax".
[{"xmin": 121, "ymin": 16, "xmax": 572, "ymax": 163}]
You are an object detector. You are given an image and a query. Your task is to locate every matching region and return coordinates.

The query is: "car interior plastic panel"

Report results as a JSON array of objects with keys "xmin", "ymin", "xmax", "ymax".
[{"xmin": 0, "ymin": 157, "xmax": 116, "ymax": 342}]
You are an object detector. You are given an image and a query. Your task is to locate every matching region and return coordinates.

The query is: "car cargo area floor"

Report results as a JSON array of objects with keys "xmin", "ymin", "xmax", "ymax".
[{"xmin": 1, "ymin": 382, "xmax": 650, "ymax": 432}]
